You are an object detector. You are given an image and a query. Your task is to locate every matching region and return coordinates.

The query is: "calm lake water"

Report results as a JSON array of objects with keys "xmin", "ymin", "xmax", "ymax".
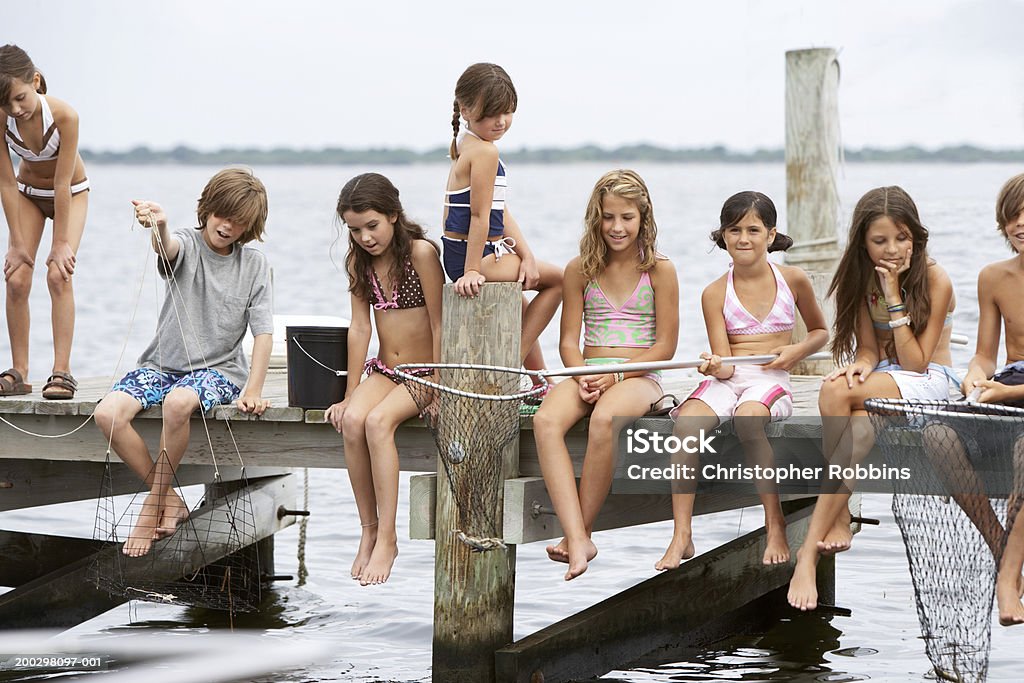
[{"xmin": 0, "ymin": 162, "xmax": 1021, "ymax": 681}]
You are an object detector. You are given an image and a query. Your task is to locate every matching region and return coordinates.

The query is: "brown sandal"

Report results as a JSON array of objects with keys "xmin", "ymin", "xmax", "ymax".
[
  {"xmin": 42, "ymin": 371, "xmax": 78, "ymax": 400},
  {"xmin": 0, "ymin": 368, "xmax": 31, "ymax": 396}
]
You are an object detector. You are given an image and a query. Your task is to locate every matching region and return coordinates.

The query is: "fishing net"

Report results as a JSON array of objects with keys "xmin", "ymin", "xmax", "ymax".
[
  {"xmin": 865, "ymin": 398, "xmax": 1024, "ymax": 683},
  {"xmin": 91, "ymin": 452, "xmax": 262, "ymax": 613},
  {"xmin": 396, "ymin": 363, "xmax": 546, "ymax": 551}
]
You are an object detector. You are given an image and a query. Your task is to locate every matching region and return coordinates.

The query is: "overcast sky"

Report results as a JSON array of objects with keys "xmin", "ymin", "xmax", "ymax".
[{"xmin": 8, "ymin": 0, "xmax": 1023, "ymax": 152}]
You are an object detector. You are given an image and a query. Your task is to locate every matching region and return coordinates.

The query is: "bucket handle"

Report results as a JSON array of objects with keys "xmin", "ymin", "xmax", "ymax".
[{"xmin": 291, "ymin": 335, "xmax": 346, "ymax": 377}]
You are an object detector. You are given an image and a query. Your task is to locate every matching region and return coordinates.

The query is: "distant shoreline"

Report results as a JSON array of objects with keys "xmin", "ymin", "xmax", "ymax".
[{"xmin": 79, "ymin": 144, "xmax": 1024, "ymax": 165}]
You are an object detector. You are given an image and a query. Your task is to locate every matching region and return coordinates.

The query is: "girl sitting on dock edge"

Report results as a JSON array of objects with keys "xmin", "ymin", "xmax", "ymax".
[
  {"xmin": 534, "ymin": 169, "xmax": 678, "ymax": 580},
  {"xmin": 324, "ymin": 173, "xmax": 444, "ymax": 586}
]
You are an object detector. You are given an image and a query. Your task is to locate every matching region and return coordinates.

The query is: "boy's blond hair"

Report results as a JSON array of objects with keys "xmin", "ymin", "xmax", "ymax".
[
  {"xmin": 996, "ymin": 173, "xmax": 1024, "ymax": 252},
  {"xmin": 196, "ymin": 168, "xmax": 268, "ymax": 244}
]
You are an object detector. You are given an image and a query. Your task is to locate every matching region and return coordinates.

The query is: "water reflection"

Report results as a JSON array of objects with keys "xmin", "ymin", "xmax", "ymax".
[{"xmin": 599, "ymin": 589, "xmax": 868, "ymax": 682}]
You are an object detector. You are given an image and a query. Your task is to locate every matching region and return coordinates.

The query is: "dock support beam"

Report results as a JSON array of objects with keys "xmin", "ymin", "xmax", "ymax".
[
  {"xmin": 433, "ymin": 283, "xmax": 522, "ymax": 682},
  {"xmin": 785, "ymin": 47, "xmax": 841, "ymax": 376}
]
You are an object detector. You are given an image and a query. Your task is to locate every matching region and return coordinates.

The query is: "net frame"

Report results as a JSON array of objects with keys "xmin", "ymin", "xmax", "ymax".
[
  {"xmin": 396, "ymin": 363, "xmax": 547, "ymax": 551},
  {"xmin": 865, "ymin": 397, "xmax": 1024, "ymax": 683}
]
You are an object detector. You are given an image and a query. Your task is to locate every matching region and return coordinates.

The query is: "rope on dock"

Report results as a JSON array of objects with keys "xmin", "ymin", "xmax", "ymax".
[
  {"xmin": 455, "ymin": 530, "xmax": 507, "ymax": 553},
  {"xmin": 0, "ymin": 213, "xmax": 156, "ymax": 440}
]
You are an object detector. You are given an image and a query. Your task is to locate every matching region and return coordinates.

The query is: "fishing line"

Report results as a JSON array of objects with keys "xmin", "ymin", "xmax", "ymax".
[{"xmin": 0, "ymin": 210, "xmax": 158, "ymax": 438}]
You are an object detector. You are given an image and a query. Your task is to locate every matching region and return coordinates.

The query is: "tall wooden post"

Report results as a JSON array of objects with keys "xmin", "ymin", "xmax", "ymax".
[
  {"xmin": 433, "ymin": 282, "xmax": 522, "ymax": 682},
  {"xmin": 785, "ymin": 48, "xmax": 842, "ymax": 376}
]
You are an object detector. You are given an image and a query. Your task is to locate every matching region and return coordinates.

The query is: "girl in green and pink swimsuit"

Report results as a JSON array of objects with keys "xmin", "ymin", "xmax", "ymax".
[{"xmin": 533, "ymin": 169, "xmax": 679, "ymax": 581}]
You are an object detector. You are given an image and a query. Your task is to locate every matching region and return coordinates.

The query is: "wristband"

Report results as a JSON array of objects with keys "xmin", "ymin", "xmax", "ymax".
[
  {"xmin": 886, "ymin": 303, "xmax": 906, "ymax": 313},
  {"xmin": 888, "ymin": 315, "xmax": 912, "ymax": 329}
]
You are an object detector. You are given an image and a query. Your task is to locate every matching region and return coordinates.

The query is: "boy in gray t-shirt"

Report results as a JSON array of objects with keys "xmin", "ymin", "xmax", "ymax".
[{"xmin": 94, "ymin": 168, "xmax": 273, "ymax": 557}]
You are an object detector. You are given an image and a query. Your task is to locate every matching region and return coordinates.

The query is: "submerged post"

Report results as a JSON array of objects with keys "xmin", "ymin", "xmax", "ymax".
[
  {"xmin": 433, "ymin": 282, "xmax": 522, "ymax": 682},
  {"xmin": 784, "ymin": 47, "xmax": 841, "ymax": 376}
]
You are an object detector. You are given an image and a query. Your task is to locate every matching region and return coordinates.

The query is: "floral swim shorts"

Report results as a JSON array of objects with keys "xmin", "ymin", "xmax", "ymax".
[{"xmin": 110, "ymin": 367, "xmax": 241, "ymax": 412}]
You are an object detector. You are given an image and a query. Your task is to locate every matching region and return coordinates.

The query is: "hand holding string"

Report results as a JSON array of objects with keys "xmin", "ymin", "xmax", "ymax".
[{"xmin": 132, "ymin": 199, "xmax": 167, "ymax": 230}]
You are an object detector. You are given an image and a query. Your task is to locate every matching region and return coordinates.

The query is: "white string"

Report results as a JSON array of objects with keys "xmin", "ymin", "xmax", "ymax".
[
  {"xmin": 0, "ymin": 210, "xmax": 156, "ymax": 439},
  {"xmin": 147, "ymin": 218, "xmax": 238, "ymax": 478}
]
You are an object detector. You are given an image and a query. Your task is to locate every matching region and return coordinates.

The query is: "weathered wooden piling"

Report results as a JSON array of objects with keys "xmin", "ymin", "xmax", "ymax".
[
  {"xmin": 785, "ymin": 47, "xmax": 841, "ymax": 376},
  {"xmin": 433, "ymin": 282, "xmax": 522, "ymax": 683}
]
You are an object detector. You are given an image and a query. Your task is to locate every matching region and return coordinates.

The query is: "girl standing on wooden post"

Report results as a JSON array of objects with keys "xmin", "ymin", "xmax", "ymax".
[
  {"xmin": 656, "ymin": 191, "xmax": 828, "ymax": 571},
  {"xmin": 442, "ymin": 63, "xmax": 562, "ymax": 395},
  {"xmin": 534, "ymin": 169, "xmax": 678, "ymax": 580},
  {"xmin": 0, "ymin": 45, "xmax": 89, "ymax": 399},
  {"xmin": 788, "ymin": 185, "xmax": 957, "ymax": 611},
  {"xmin": 325, "ymin": 173, "xmax": 444, "ymax": 586}
]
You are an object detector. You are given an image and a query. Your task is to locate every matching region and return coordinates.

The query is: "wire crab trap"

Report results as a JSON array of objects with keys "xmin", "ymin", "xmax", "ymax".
[
  {"xmin": 91, "ymin": 451, "xmax": 262, "ymax": 613},
  {"xmin": 865, "ymin": 398, "xmax": 1024, "ymax": 683},
  {"xmin": 396, "ymin": 363, "xmax": 546, "ymax": 552}
]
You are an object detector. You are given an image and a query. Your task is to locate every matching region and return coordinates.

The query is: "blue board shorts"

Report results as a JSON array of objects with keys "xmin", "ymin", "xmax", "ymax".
[{"xmin": 111, "ymin": 367, "xmax": 241, "ymax": 412}]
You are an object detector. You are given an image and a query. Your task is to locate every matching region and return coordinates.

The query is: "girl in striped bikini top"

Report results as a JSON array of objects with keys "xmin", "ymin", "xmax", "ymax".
[{"xmin": 0, "ymin": 44, "xmax": 90, "ymax": 401}]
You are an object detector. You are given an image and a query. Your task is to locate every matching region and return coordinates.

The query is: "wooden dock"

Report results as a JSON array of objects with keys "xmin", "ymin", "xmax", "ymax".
[
  {"xmin": 0, "ymin": 360, "xmax": 838, "ymax": 654},
  {"xmin": 0, "ymin": 290, "xmax": 848, "ymax": 683},
  {"xmin": 0, "ymin": 368, "xmax": 825, "ymax": 474}
]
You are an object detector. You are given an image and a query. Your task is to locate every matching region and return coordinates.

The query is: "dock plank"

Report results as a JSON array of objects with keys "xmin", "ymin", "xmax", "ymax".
[{"xmin": 0, "ymin": 372, "xmax": 826, "ymax": 473}]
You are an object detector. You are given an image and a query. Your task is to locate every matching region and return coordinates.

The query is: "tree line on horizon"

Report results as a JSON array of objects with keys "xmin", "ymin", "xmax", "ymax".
[{"xmin": 78, "ymin": 143, "xmax": 1024, "ymax": 165}]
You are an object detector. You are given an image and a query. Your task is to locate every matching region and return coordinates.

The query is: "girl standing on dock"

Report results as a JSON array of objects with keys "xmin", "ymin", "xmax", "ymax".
[
  {"xmin": 534, "ymin": 169, "xmax": 678, "ymax": 581},
  {"xmin": 657, "ymin": 191, "xmax": 828, "ymax": 571},
  {"xmin": 442, "ymin": 62, "xmax": 562, "ymax": 388},
  {"xmin": 788, "ymin": 185, "xmax": 957, "ymax": 611},
  {"xmin": 325, "ymin": 173, "xmax": 444, "ymax": 586},
  {"xmin": 0, "ymin": 45, "xmax": 88, "ymax": 400}
]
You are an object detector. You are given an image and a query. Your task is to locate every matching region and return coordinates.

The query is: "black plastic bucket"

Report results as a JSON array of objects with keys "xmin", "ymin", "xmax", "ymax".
[{"xmin": 286, "ymin": 326, "xmax": 348, "ymax": 409}]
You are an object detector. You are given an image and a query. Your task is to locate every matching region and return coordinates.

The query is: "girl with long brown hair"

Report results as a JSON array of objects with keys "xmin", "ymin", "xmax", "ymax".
[
  {"xmin": 788, "ymin": 185, "xmax": 958, "ymax": 611},
  {"xmin": 324, "ymin": 173, "xmax": 444, "ymax": 586}
]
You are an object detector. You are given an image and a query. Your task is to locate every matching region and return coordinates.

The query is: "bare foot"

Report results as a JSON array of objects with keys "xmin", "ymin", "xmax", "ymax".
[
  {"xmin": 359, "ymin": 535, "xmax": 398, "ymax": 586},
  {"xmin": 564, "ymin": 537, "xmax": 598, "ymax": 581},
  {"xmin": 124, "ymin": 493, "xmax": 161, "ymax": 557},
  {"xmin": 997, "ymin": 574, "xmax": 1024, "ymax": 627},
  {"xmin": 787, "ymin": 547, "xmax": 819, "ymax": 610},
  {"xmin": 655, "ymin": 533, "xmax": 695, "ymax": 571},
  {"xmin": 545, "ymin": 538, "xmax": 570, "ymax": 564},
  {"xmin": 351, "ymin": 523, "xmax": 377, "ymax": 580},
  {"xmin": 763, "ymin": 524, "xmax": 791, "ymax": 565},
  {"xmin": 817, "ymin": 513, "xmax": 853, "ymax": 555},
  {"xmin": 155, "ymin": 490, "xmax": 189, "ymax": 539}
]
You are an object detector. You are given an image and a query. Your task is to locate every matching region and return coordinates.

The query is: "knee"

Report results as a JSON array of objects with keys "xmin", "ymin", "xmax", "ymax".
[
  {"xmin": 6, "ymin": 267, "xmax": 32, "ymax": 300},
  {"xmin": 587, "ymin": 409, "xmax": 614, "ymax": 436},
  {"xmin": 45, "ymin": 264, "xmax": 71, "ymax": 295},
  {"xmin": 733, "ymin": 404, "xmax": 769, "ymax": 440},
  {"xmin": 94, "ymin": 399, "xmax": 125, "ymax": 436},
  {"xmin": 342, "ymin": 407, "xmax": 369, "ymax": 438},
  {"xmin": 364, "ymin": 408, "xmax": 397, "ymax": 442},
  {"xmin": 818, "ymin": 381, "xmax": 848, "ymax": 413},
  {"xmin": 532, "ymin": 407, "xmax": 562, "ymax": 440},
  {"xmin": 162, "ymin": 393, "xmax": 198, "ymax": 426}
]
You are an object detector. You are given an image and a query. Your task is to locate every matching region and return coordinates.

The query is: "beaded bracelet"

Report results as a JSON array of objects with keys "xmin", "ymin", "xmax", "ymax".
[{"xmin": 614, "ymin": 371, "xmax": 625, "ymax": 383}]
